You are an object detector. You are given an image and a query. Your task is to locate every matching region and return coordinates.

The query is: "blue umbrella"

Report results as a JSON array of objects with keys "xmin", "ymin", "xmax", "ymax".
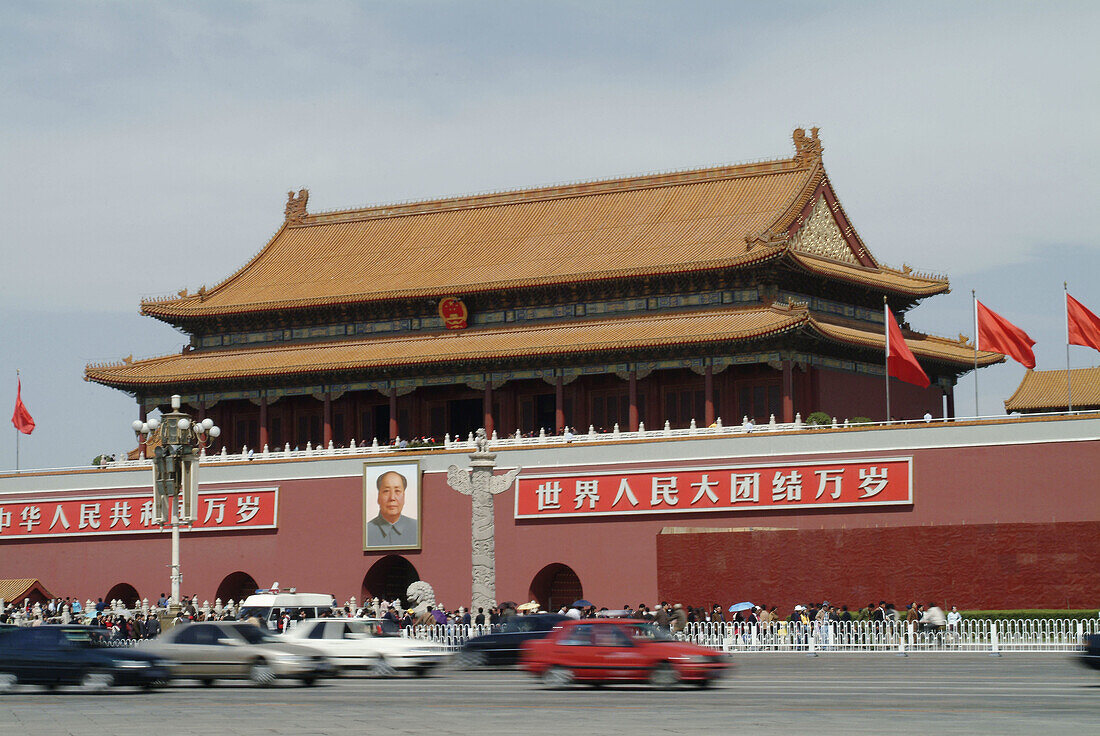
[
  {"xmin": 572, "ymin": 599, "xmax": 593, "ymax": 608},
  {"xmin": 728, "ymin": 601, "xmax": 754, "ymax": 613}
]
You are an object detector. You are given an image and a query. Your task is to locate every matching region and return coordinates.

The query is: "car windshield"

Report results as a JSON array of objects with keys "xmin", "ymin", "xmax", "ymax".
[
  {"xmin": 351, "ymin": 619, "xmax": 400, "ymax": 637},
  {"xmin": 237, "ymin": 607, "xmax": 270, "ymax": 621},
  {"xmin": 58, "ymin": 628, "xmax": 110, "ymax": 647},
  {"xmin": 232, "ymin": 624, "xmax": 276, "ymax": 644},
  {"xmin": 503, "ymin": 617, "xmax": 553, "ymax": 633},
  {"xmin": 625, "ymin": 622, "xmax": 675, "ymax": 642}
]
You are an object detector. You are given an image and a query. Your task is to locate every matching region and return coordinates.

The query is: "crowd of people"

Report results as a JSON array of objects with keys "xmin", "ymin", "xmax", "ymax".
[{"xmin": 3, "ymin": 592, "xmax": 965, "ymax": 639}]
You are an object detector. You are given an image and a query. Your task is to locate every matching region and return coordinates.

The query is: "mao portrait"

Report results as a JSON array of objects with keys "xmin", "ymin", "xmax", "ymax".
[{"xmin": 363, "ymin": 461, "xmax": 421, "ymax": 550}]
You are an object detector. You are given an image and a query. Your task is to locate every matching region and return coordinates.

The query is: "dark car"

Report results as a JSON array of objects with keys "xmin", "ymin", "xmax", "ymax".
[
  {"xmin": 0, "ymin": 625, "xmax": 172, "ymax": 692},
  {"xmin": 521, "ymin": 619, "xmax": 731, "ymax": 688},
  {"xmin": 1080, "ymin": 634, "xmax": 1100, "ymax": 670},
  {"xmin": 455, "ymin": 614, "xmax": 569, "ymax": 668}
]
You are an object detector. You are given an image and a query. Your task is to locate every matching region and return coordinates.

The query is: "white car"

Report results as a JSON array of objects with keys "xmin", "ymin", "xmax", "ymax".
[{"xmin": 283, "ymin": 618, "xmax": 450, "ymax": 676}]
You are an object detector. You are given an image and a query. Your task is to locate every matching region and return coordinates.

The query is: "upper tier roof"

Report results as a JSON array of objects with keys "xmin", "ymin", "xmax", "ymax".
[
  {"xmin": 140, "ymin": 129, "xmax": 948, "ymax": 323},
  {"xmin": 1004, "ymin": 367, "xmax": 1100, "ymax": 412}
]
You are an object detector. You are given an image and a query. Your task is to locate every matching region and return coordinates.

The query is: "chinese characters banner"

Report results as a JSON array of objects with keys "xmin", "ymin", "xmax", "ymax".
[
  {"xmin": 0, "ymin": 488, "xmax": 278, "ymax": 540},
  {"xmin": 514, "ymin": 458, "xmax": 911, "ymax": 519}
]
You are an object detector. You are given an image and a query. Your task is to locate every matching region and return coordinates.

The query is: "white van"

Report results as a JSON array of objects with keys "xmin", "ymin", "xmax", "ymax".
[{"xmin": 237, "ymin": 592, "xmax": 335, "ymax": 631}]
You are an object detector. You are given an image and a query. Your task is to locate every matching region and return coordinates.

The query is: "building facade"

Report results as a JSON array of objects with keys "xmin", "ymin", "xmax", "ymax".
[{"xmin": 86, "ymin": 130, "xmax": 999, "ymax": 455}]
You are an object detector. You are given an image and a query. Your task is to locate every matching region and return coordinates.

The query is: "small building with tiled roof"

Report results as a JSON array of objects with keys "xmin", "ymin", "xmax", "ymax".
[
  {"xmin": 87, "ymin": 129, "xmax": 1002, "ymax": 452},
  {"xmin": 1005, "ymin": 367, "xmax": 1100, "ymax": 413},
  {"xmin": 0, "ymin": 578, "xmax": 54, "ymax": 607}
]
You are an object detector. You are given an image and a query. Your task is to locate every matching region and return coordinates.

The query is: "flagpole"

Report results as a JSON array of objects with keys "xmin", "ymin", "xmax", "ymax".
[
  {"xmin": 884, "ymin": 297, "xmax": 891, "ymax": 422},
  {"xmin": 1066, "ymin": 282, "xmax": 1073, "ymax": 412},
  {"xmin": 972, "ymin": 290, "xmax": 979, "ymax": 418},
  {"xmin": 14, "ymin": 369, "xmax": 20, "ymax": 474}
]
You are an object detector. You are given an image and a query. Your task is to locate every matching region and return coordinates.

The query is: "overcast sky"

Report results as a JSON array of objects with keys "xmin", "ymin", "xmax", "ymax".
[{"xmin": 3, "ymin": 1, "xmax": 1098, "ymax": 471}]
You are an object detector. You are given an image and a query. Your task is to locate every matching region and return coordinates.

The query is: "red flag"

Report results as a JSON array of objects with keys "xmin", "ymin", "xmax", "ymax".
[
  {"xmin": 976, "ymin": 301, "xmax": 1035, "ymax": 368},
  {"xmin": 12, "ymin": 379, "xmax": 35, "ymax": 435},
  {"xmin": 886, "ymin": 308, "xmax": 930, "ymax": 387},
  {"xmin": 1067, "ymin": 294, "xmax": 1100, "ymax": 353}
]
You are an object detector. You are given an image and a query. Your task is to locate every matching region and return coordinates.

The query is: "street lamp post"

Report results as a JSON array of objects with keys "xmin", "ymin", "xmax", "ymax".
[{"xmin": 132, "ymin": 395, "xmax": 219, "ymax": 610}]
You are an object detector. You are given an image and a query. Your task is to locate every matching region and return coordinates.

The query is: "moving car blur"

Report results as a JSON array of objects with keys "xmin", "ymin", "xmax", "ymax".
[
  {"xmin": 139, "ymin": 621, "xmax": 334, "ymax": 686},
  {"xmin": 282, "ymin": 618, "xmax": 449, "ymax": 676},
  {"xmin": 520, "ymin": 619, "xmax": 730, "ymax": 688},
  {"xmin": 1080, "ymin": 634, "xmax": 1100, "ymax": 670},
  {"xmin": 455, "ymin": 613, "xmax": 569, "ymax": 668},
  {"xmin": 0, "ymin": 625, "xmax": 171, "ymax": 692}
]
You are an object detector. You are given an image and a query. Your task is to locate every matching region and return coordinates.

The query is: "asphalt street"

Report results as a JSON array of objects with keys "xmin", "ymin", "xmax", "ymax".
[{"xmin": 1, "ymin": 654, "xmax": 1096, "ymax": 735}]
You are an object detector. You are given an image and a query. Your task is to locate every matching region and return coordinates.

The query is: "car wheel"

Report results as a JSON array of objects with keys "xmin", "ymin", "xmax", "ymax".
[
  {"xmin": 412, "ymin": 667, "xmax": 431, "ymax": 678},
  {"xmin": 200, "ymin": 678, "xmax": 216, "ymax": 687},
  {"xmin": 541, "ymin": 666, "xmax": 574, "ymax": 689},
  {"xmin": 0, "ymin": 673, "xmax": 17, "ymax": 693},
  {"xmin": 80, "ymin": 670, "xmax": 114, "ymax": 692},
  {"xmin": 249, "ymin": 660, "xmax": 276, "ymax": 687},
  {"xmin": 300, "ymin": 675, "xmax": 318, "ymax": 686},
  {"xmin": 455, "ymin": 650, "xmax": 487, "ymax": 669},
  {"xmin": 369, "ymin": 657, "xmax": 397, "ymax": 678},
  {"xmin": 648, "ymin": 662, "xmax": 680, "ymax": 689}
]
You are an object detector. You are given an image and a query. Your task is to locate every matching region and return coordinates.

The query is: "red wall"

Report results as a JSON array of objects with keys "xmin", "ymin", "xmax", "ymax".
[
  {"xmin": 813, "ymin": 368, "xmax": 943, "ymax": 422},
  {"xmin": 2, "ymin": 434, "xmax": 1098, "ymax": 609},
  {"xmin": 656, "ymin": 521, "xmax": 1100, "ymax": 610}
]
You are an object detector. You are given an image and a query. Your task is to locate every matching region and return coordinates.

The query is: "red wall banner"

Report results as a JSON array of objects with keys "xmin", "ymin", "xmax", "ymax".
[
  {"xmin": 0, "ymin": 488, "xmax": 278, "ymax": 540},
  {"xmin": 515, "ymin": 458, "xmax": 911, "ymax": 519}
]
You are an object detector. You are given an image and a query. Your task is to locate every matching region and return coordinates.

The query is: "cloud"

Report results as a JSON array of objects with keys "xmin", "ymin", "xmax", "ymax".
[{"xmin": 1, "ymin": 2, "xmax": 1098, "ymax": 467}]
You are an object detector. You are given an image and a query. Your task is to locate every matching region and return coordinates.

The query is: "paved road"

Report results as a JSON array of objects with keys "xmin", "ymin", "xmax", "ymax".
[{"xmin": 1, "ymin": 655, "xmax": 1096, "ymax": 735}]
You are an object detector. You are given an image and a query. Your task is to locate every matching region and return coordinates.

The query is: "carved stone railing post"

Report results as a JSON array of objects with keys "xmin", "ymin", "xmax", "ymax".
[{"xmin": 446, "ymin": 428, "xmax": 521, "ymax": 614}]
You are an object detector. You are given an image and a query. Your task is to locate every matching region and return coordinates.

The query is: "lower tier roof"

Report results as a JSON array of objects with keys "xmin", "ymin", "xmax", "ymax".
[{"xmin": 85, "ymin": 304, "xmax": 1001, "ymax": 392}]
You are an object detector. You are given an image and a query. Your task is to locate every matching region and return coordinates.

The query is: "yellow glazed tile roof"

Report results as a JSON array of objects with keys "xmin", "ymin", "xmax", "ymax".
[
  {"xmin": 88, "ymin": 306, "xmax": 807, "ymax": 387},
  {"xmin": 87, "ymin": 305, "xmax": 983, "ymax": 390},
  {"xmin": 1004, "ymin": 367, "xmax": 1100, "ymax": 412},
  {"xmin": 140, "ymin": 131, "xmax": 947, "ymax": 321},
  {"xmin": 810, "ymin": 319, "xmax": 1003, "ymax": 366},
  {"xmin": 0, "ymin": 579, "xmax": 54, "ymax": 602}
]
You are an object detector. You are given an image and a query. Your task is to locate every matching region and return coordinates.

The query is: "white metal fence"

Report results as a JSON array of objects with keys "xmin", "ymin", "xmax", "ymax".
[{"xmin": 404, "ymin": 618, "xmax": 1099, "ymax": 654}]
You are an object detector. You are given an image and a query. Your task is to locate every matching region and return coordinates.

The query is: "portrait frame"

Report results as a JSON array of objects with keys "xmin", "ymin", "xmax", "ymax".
[{"xmin": 363, "ymin": 460, "xmax": 422, "ymax": 551}]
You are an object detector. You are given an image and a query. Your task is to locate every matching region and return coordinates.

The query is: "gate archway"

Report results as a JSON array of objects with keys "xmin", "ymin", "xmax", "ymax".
[
  {"xmin": 104, "ymin": 582, "xmax": 140, "ymax": 609},
  {"xmin": 362, "ymin": 555, "xmax": 420, "ymax": 608},
  {"xmin": 528, "ymin": 563, "xmax": 583, "ymax": 613},
  {"xmin": 216, "ymin": 571, "xmax": 259, "ymax": 605}
]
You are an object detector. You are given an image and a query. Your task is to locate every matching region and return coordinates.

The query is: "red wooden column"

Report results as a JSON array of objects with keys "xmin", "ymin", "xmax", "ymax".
[
  {"xmin": 555, "ymin": 376, "xmax": 564, "ymax": 434},
  {"xmin": 946, "ymin": 387, "xmax": 955, "ymax": 419},
  {"xmin": 704, "ymin": 364, "xmax": 715, "ymax": 426},
  {"xmin": 322, "ymin": 392, "xmax": 333, "ymax": 448},
  {"xmin": 483, "ymin": 382, "xmax": 494, "ymax": 437},
  {"xmin": 389, "ymin": 390, "xmax": 398, "ymax": 441},
  {"xmin": 628, "ymin": 369, "xmax": 639, "ymax": 431},
  {"xmin": 781, "ymin": 360, "xmax": 794, "ymax": 423},
  {"xmin": 259, "ymin": 395, "xmax": 269, "ymax": 450}
]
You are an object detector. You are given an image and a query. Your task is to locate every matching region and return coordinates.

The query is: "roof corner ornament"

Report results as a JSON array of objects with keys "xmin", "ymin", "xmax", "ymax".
[
  {"xmin": 284, "ymin": 188, "xmax": 309, "ymax": 225},
  {"xmin": 792, "ymin": 127, "xmax": 823, "ymax": 165}
]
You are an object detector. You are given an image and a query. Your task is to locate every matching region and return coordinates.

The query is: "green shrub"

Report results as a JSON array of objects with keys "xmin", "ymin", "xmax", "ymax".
[
  {"xmin": 805, "ymin": 411, "xmax": 831, "ymax": 426},
  {"xmin": 849, "ymin": 416, "xmax": 873, "ymax": 425},
  {"xmin": 959, "ymin": 609, "xmax": 1097, "ymax": 621}
]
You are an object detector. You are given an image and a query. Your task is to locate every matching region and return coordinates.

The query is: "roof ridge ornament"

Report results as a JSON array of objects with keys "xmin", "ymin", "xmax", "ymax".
[
  {"xmin": 792, "ymin": 127, "xmax": 823, "ymax": 166},
  {"xmin": 285, "ymin": 188, "xmax": 309, "ymax": 225}
]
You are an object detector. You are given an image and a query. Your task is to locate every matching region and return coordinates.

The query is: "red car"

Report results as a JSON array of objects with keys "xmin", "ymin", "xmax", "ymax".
[{"xmin": 520, "ymin": 619, "xmax": 730, "ymax": 688}]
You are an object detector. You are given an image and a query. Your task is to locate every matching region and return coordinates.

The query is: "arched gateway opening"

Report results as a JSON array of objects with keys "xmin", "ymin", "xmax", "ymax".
[
  {"xmin": 362, "ymin": 555, "xmax": 420, "ymax": 608},
  {"xmin": 528, "ymin": 563, "xmax": 583, "ymax": 613},
  {"xmin": 216, "ymin": 571, "xmax": 259, "ymax": 604},
  {"xmin": 105, "ymin": 583, "xmax": 140, "ymax": 608}
]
